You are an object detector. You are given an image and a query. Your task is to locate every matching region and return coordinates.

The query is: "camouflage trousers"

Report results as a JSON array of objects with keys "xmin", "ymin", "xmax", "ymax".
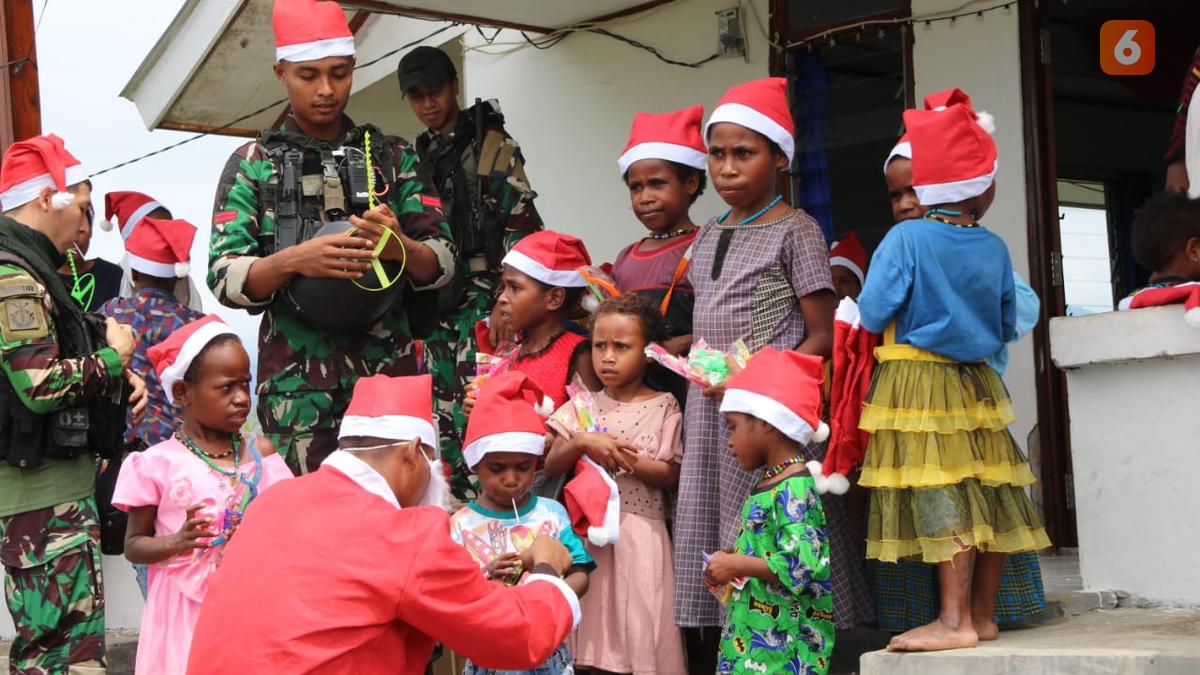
[
  {"xmin": 0, "ymin": 497, "xmax": 105, "ymax": 675},
  {"xmin": 425, "ymin": 278, "xmax": 496, "ymax": 500}
]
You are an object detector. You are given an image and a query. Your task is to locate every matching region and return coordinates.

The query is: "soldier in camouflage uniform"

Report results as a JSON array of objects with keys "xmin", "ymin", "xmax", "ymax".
[
  {"xmin": 209, "ymin": 0, "xmax": 455, "ymax": 475},
  {"xmin": 0, "ymin": 135, "xmax": 146, "ymax": 674},
  {"xmin": 397, "ymin": 47, "xmax": 543, "ymax": 499}
]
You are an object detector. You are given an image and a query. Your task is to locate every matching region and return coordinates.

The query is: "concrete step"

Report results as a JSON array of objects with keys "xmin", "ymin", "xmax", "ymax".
[{"xmin": 860, "ymin": 607, "xmax": 1200, "ymax": 675}]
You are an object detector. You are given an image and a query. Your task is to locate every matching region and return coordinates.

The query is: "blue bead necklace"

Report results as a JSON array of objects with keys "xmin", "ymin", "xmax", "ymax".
[{"xmin": 718, "ymin": 194, "xmax": 784, "ymax": 226}]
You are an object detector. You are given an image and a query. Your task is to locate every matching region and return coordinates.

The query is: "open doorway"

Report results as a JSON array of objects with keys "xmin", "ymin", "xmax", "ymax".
[{"xmin": 1022, "ymin": 0, "xmax": 1200, "ymax": 547}]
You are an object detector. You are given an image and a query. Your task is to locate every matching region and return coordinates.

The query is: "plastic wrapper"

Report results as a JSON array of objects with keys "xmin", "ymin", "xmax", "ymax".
[{"xmin": 702, "ymin": 551, "xmax": 748, "ymax": 605}]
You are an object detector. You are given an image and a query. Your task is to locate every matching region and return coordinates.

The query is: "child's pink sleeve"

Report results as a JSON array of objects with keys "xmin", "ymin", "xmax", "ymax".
[
  {"xmin": 546, "ymin": 399, "xmax": 579, "ymax": 439},
  {"xmin": 259, "ymin": 453, "xmax": 294, "ymax": 491},
  {"xmin": 111, "ymin": 451, "xmax": 165, "ymax": 512},
  {"xmin": 657, "ymin": 403, "xmax": 685, "ymax": 464}
]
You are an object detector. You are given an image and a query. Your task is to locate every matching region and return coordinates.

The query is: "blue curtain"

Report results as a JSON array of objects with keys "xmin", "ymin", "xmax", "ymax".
[{"xmin": 790, "ymin": 51, "xmax": 835, "ymax": 245}]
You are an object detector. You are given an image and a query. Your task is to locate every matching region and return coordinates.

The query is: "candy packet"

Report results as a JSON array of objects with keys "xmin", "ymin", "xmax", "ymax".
[
  {"xmin": 644, "ymin": 343, "xmax": 709, "ymax": 386},
  {"xmin": 702, "ymin": 550, "xmax": 748, "ymax": 605}
]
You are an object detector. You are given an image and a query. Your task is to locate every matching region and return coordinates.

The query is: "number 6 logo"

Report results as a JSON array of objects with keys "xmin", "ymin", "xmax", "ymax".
[{"xmin": 1101, "ymin": 21, "xmax": 1154, "ymax": 76}]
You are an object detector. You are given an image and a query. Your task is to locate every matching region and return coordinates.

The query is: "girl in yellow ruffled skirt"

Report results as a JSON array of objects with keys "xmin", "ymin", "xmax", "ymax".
[{"xmin": 857, "ymin": 102, "xmax": 1051, "ymax": 652}]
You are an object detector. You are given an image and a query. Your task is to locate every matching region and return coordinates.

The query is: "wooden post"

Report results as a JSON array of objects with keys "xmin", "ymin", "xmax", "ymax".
[{"xmin": 0, "ymin": 0, "xmax": 41, "ymax": 150}]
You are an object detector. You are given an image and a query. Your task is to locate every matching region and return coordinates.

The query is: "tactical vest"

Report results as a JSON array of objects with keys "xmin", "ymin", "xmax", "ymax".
[
  {"xmin": 0, "ymin": 253, "xmax": 127, "ymax": 469},
  {"xmin": 257, "ymin": 124, "xmax": 407, "ymax": 331}
]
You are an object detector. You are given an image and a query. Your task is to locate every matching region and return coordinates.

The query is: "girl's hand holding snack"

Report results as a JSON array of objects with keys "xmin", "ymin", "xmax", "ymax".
[
  {"xmin": 703, "ymin": 550, "xmax": 743, "ymax": 587},
  {"xmin": 485, "ymin": 553, "xmax": 524, "ymax": 582},
  {"xmin": 167, "ymin": 504, "xmax": 217, "ymax": 556}
]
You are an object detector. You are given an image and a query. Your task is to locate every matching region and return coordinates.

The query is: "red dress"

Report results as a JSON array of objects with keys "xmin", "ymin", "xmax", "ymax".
[
  {"xmin": 509, "ymin": 331, "xmax": 587, "ymax": 409},
  {"xmin": 186, "ymin": 463, "xmax": 577, "ymax": 675}
]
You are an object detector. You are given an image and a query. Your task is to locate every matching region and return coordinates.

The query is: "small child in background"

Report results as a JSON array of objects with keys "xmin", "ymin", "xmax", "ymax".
[
  {"xmin": 545, "ymin": 294, "xmax": 687, "ymax": 674},
  {"xmin": 674, "ymin": 78, "xmax": 838, "ymax": 664},
  {"xmin": 705, "ymin": 348, "xmax": 835, "ymax": 675},
  {"xmin": 468, "ymin": 230, "xmax": 601, "ymax": 413},
  {"xmin": 451, "ymin": 371, "xmax": 593, "ymax": 675},
  {"xmin": 113, "ymin": 316, "xmax": 292, "ymax": 674},
  {"xmin": 828, "ymin": 232, "xmax": 867, "ymax": 302},
  {"xmin": 1120, "ymin": 190, "xmax": 1200, "ymax": 308}
]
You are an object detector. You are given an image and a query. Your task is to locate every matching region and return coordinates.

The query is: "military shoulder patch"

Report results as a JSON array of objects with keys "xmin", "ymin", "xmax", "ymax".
[{"xmin": 0, "ymin": 275, "xmax": 48, "ymax": 343}]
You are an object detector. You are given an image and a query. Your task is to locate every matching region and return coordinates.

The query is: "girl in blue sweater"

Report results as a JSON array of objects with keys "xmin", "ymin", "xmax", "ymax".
[{"xmin": 857, "ymin": 102, "xmax": 1050, "ymax": 653}]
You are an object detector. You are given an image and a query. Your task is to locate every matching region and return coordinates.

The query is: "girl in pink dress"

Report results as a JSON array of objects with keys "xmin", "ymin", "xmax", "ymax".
[
  {"xmin": 545, "ymin": 295, "xmax": 686, "ymax": 675},
  {"xmin": 113, "ymin": 316, "xmax": 292, "ymax": 675}
]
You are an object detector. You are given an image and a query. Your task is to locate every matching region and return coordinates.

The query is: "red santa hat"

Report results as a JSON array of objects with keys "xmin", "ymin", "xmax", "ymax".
[
  {"xmin": 885, "ymin": 87, "xmax": 995, "ymax": 174},
  {"xmin": 148, "ymin": 315, "xmax": 238, "ymax": 405},
  {"xmin": 828, "ymin": 232, "xmax": 867, "ymax": 286},
  {"xmin": 462, "ymin": 371, "xmax": 554, "ymax": 469},
  {"xmin": 617, "ymin": 105, "xmax": 708, "ymax": 176},
  {"xmin": 338, "ymin": 374, "xmax": 438, "ymax": 447},
  {"xmin": 903, "ymin": 104, "xmax": 998, "ymax": 207},
  {"xmin": 101, "ymin": 191, "xmax": 165, "ymax": 237},
  {"xmin": 563, "ymin": 455, "xmax": 621, "ymax": 547},
  {"xmin": 720, "ymin": 347, "xmax": 829, "ymax": 480},
  {"xmin": 820, "ymin": 297, "xmax": 880, "ymax": 495},
  {"xmin": 705, "ymin": 77, "xmax": 795, "ymax": 163},
  {"xmin": 125, "ymin": 217, "xmax": 196, "ymax": 279},
  {"xmin": 272, "ymin": 0, "xmax": 355, "ymax": 64},
  {"xmin": 1128, "ymin": 282, "xmax": 1200, "ymax": 329},
  {"xmin": 501, "ymin": 230, "xmax": 591, "ymax": 288},
  {"xmin": 0, "ymin": 133, "xmax": 87, "ymax": 212}
]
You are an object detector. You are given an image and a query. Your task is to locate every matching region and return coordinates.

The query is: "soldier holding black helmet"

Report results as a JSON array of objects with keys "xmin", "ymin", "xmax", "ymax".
[
  {"xmin": 397, "ymin": 46, "xmax": 542, "ymax": 498},
  {"xmin": 208, "ymin": 0, "xmax": 456, "ymax": 475}
]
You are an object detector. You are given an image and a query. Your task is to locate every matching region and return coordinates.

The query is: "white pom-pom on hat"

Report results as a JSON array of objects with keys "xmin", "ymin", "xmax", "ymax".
[
  {"xmin": 975, "ymin": 110, "xmax": 996, "ymax": 135},
  {"xmin": 534, "ymin": 395, "xmax": 554, "ymax": 418},
  {"xmin": 581, "ymin": 293, "xmax": 600, "ymax": 313},
  {"xmin": 810, "ymin": 420, "xmax": 830, "ymax": 444},
  {"xmin": 825, "ymin": 472, "xmax": 850, "ymax": 495},
  {"xmin": 806, "ymin": 460, "xmax": 830, "ymax": 494},
  {"xmin": 173, "ymin": 262, "xmax": 190, "ymax": 277},
  {"xmin": 97, "ymin": 218, "xmax": 114, "ymax": 233},
  {"xmin": 588, "ymin": 527, "xmax": 610, "ymax": 547}
]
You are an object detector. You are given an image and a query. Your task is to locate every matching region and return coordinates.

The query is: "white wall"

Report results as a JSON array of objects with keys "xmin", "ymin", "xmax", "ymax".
[
  {"xmin": 1051, "ymin": 308, "xmax": 1200, "ymax": 603},
  {"xmin": 459, "ymin": 0, "xmax": 771, "ymax": 263},
  {"xmin": 910, "ymin": 0, "xmax": 1038, "ymax": 453}
]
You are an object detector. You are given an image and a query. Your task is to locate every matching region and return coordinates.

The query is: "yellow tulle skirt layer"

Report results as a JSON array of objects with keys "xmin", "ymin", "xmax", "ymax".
[{"xmin": 861, "ymin": 350, "xmax": 1050, "ymax": 563}]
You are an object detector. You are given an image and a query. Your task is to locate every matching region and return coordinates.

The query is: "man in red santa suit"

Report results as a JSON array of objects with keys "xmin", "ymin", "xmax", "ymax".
[{"xmin": 185, "ymin": 373, "xmax": 580, "ymax": 674}]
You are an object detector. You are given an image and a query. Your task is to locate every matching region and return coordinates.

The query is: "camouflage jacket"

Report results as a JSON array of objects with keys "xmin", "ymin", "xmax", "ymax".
[
  {"xmin": 0, "ymin": 250, "xmax": 123, "ymax": 516},
  {"xmin": 416, "ymin": 100, "xmax": 542, "ymax": 280},
  {"xmin": 209, "ymin": 115, "xmax": 456, "ymax": 396}
]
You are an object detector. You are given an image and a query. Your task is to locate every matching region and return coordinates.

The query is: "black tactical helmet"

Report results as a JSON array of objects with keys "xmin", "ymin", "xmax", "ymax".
[{"xmin": 285, "ymin": 220, "xmax": 405, "ymax": 332}]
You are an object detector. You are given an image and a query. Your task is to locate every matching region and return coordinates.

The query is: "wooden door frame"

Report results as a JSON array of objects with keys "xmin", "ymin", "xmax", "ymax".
[{"xmin": 1018, "ymin": 0, "xmax": 1077, "ymax": 548}]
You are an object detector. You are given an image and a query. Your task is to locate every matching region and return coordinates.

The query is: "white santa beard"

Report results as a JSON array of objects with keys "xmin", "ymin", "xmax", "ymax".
[{"xmin": 419, "ymin": 458, "xmax": 452, "ymax": 511}]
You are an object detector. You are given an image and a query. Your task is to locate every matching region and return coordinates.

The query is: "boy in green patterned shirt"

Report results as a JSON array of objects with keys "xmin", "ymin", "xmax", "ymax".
[{"xmin": 706, "ymin": 348, "xmax": 834, "ymax": 674}]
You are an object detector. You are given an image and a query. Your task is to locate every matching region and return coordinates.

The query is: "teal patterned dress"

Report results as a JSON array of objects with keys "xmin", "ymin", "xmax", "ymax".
[{"xmin": 718, "ymin": 473, "xmax": 835, "ymax": 675}]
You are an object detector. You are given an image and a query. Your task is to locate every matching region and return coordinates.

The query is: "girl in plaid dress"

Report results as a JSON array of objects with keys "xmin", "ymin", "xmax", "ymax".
[{"xmin": 671, "ymin": 78, "xmax": 838, "ymax": 670}]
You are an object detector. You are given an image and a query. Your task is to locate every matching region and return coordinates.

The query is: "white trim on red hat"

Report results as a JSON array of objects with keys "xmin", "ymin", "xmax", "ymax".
[
  {"xmin": 338, "ymin": 414, "xmax": 437, "ymax": 448},
  {"xmin": 159, "ymin": 320, "xmax": 238, "ymax": 406},
  {"xmin": 463, "ymin": 431, "xmax": 545, "ymax": 470},
  {"xmin": 501, "ymin": 249, "xmax": 587, "ymax": 288},
  {"xmin": 121, "ymin": 200, "xmax": 162, "ymax": 239},
  {"xmin": 0, "ymin": 163, "xmax": 88, "ymax": 212},
  {"xmin": 721, "ymin": 388, "xmax": 819, "ymax": 444},
  {"xmin": 706, "ymin": 102, "xmax": 795, "ymax": 163},
  {"xmin": 275, "ymin": 36, "xmax": 356, "ymax": 64},
  {"xmin": 883, "ymin": 141, "xmax": 912, "ymax": 173},
  {"xmin": 829, "ymin": 257, "xmax": 864, "ymax": 285},
  {"xmin": 127, "ymin": 252, "xmax": 187, "ymax": 279},
  {"xmin": 912, "ymin": 159, "xmax": 998, "ymax": 206},
  {"xmin": 617, "ymin": 141, "xmax": 708, "ymax": 176}
]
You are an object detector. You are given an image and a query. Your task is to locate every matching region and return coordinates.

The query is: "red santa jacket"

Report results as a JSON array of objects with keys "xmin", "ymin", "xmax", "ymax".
[{"xmin": 186, "ymin": 458, "xmax": 578, "ymax": 675}]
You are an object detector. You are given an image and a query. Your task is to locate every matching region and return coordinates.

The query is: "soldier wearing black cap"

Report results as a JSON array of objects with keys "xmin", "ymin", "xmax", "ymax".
[{"xmin": 397, "ymin": 45, "xmax": 542, "ymax": 499}]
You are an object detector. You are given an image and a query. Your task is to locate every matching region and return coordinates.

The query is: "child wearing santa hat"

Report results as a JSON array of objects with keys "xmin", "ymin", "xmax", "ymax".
[
  {"xmin": 99, "ymin": 191, "xmax": 204, "ymax": 311},
  {"xmin": 672, "ymin": 78, "xmax": 839, "ymax": 660},
  {"xmin": 544, "ymin": 293, "xmax": 687, "ymax": 674},
  {"xmin": 866, "ymin": 93, "xmax": 1048, "ymax": 640},
  {"xmin": 703, "ymin": 347, "xmax": 834, "ymax": 675},
  {"xmin": 828, "ymin": 231, "xmax": 867, "ymax": 301},
  {"xmin": 857, "ymin": 98, "xmax": 1050, "ymax": 653},
  {"xmin": 450, "ymin": 371, "xmax": 593, "ymax": 675},
  {"xmin": 112, "ymin": 315, "xmax": 292, "ymax": 674},
  {"xmin": 1120, "ymin": 190, "xmax": 1200, "ymax": 322},
  {"xmin": 98, "ymin": 217, "xmax": 206, "ymax": 598}
]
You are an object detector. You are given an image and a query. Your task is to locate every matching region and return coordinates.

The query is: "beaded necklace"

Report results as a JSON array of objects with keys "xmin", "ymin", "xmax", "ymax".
[
  {"xmin": 176, "ymin": 430, "xmax": 241, "ymax": 476},
  {"xmin": 712, "ymin": 195, "xmax": 785, "ymax": 280},
  {"xmin": 176, "ymin": 430, "xmax": 263, "ymax": 548},
  {"xmin": 517, "ymin": 327, "xmax": 566, "ymax": 360},
  {"xmin": 647, "ymin": 226, "xmax": 697, "ymax": 241},
  {"xmin": 924, "ymin": 208, "xmax": 980, "ymax": 229},
  {"xmin": 762, "ymin": 455, "xmax": 805, "ymax": 481}
]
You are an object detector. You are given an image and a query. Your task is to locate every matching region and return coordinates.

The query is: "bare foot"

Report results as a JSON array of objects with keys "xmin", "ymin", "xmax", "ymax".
[
  {"xmin": 887, "ymin": 618, "xmax": 979, "ymax": 652},
  {"xmin": 972, "ymin": 613, "xmax": 999, "ymax": 641}
]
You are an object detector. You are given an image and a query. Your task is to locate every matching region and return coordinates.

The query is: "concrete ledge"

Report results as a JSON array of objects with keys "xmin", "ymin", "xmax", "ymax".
[
  {"xmin": 860, "ymin": 608, "xmax": 1200, "ymax": 675},
  {"xmin": 1050, "ymin": 306, "xmax": 1200, "ymax": 369}
]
